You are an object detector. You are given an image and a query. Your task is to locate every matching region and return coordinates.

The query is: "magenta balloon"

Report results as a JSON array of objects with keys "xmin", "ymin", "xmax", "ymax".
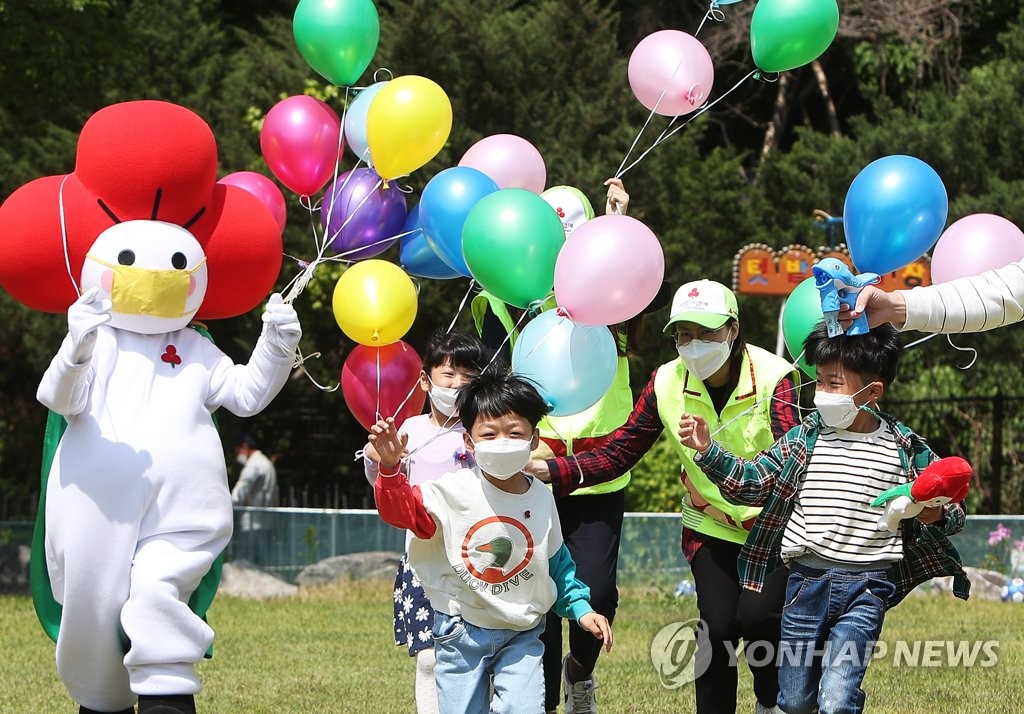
[
  {"xmin": 628, "ymin": 30, "xmax": 715, "ymax": 117},
  {"xmin": 321, "ymin": 168, "xmax": 408, "ymax": 260},
  {"xmin": 931, "ymin": 214, "xmax": 1024, "ymax": 283},
  {"xmin": 260, "ymin": 95, "xmax": 343, "ymax": 196},
  {"xmin": 218, "ymin": 171, "xmax": 287, "ymax": 232},
  {"xmin": 553, "ymin": 215, "xmax": 666, "ymax": 325},
  {"xmin": 458, "ymin": 134, "xmax": 547, "ymax": 193}
]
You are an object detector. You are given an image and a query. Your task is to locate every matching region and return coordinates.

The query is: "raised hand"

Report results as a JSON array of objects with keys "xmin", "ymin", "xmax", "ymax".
[
  {"xmin": 843, "ymin": 285, "xmax": 907, "ymax": 330},
  {"xmin": 67, "ymin": 287, "xmax": 112, "ymax": 363},
  {"xmin": 604, "ymin": 178, "xmax": 629, "ymax": 216},
  {"xmin": 678, "ymin": 412, "xmax": 712, "ymax": 454},
  {"xmin": 261, "ymin": 293, "xmax": 302, "ymax": 356},
  {"xmin": 367, "ymin": 417, "xmax": 409, "ymax": 470}
]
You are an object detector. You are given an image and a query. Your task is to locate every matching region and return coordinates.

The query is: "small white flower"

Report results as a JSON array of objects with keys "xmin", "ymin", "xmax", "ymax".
[
  {"xmin": 410, "ymin": 573, "xmax": 421, "ymax": 588},
  {"xmin": 393, "ymin": 588, "xmax": 402, "ymax": 603},
  {"xmin": 407, "ymin": 633, "xmax": 414, "ymax": 647},
  {"xmin": 403, "ymin": 559, "xmax": 412, "ymax": 573},
  {"xmin": 403, "ymin": 595, "xmax": 415, "ymax": 613},
  {"xmin": 418, "ymin": 628, "xmax": 433, "ymax": 642},
  {"xmin": 415, "ymin": 607, "xmax": 430, "ymax": 622}
]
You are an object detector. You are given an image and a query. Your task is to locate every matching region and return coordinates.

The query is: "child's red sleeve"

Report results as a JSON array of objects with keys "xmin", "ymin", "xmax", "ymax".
[{"xmin": 374, "ymin": 473, "xmax": 437, "ymax": 540}]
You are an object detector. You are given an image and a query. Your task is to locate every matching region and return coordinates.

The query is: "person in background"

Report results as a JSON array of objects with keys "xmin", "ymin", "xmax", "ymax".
[
  {"xmin": 232, "ymin": 433, "xmax": 280, "ymax": 564},
  {"xmin": 363, "ymin": 330, "xmax": 489, "ymax": 714},
  {"xmin": 528, "ymin": 279, "xmax": 799, "ymax": 714},
  {"xmin": 847, "ymin": 260, "xmax": 1024, "ymax": 333},
  {"xmin": 373, "ymin": 371, "xmax": 613, "ymax": 714},
  {"xmin": 679, "ymin": 322, "xmax": 968, "ymax": 714}
]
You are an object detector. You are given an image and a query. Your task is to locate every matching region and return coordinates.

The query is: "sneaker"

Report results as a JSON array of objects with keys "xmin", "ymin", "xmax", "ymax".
[
  {"xmin": 754, "ymin": 704, "xmax": 781, "ymax": 714},
  {"xmin": 562, "ymin": 653, "xmax": 599, "ymax": 714}
]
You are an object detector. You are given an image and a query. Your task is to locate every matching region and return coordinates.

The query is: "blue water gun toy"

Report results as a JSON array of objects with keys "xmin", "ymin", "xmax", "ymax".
[{"xmin": 811, "ymin": 258, "xmax": 880, "ymax": 337}]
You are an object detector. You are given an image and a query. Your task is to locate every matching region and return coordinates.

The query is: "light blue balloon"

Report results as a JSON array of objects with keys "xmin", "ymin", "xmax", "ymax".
[
  {"xmin": 399, "ymin": 204, "xmax": 461, "ymax": 280},
  {"xmin": 344, "ymin": 81, "xmax": 387, "ymax": 165},
  {"xmin": 419, "ymin": 167, "xmax": 499, "ymax": 278},
  {"xmin": 843, "ymin": 155, "xmax": 948, "ymax": 275},
  {"xmin": 511, "ymin": 311, "xmax": 618, "ymax": 417}
]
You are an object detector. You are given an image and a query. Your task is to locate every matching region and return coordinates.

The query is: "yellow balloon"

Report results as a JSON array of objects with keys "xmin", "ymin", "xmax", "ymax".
[
  {"xmin": 366, "ymin": 75, "xmax": 453, "ymax": 180},
  {"xmin": 332, "ymin": 260, "xmax": 418, "ymax": 345}
]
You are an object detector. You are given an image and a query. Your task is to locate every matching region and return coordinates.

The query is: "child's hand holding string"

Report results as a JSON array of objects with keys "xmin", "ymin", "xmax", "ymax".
[{"xmin": 368, "ymin": 417, "xmax": 409, "ymax": 471}]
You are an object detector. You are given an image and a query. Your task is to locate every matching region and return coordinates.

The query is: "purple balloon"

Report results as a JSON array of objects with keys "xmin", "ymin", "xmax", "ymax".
[{"xmin": 321, "ymin": 168, "xmax": 408, "ymax": 259}]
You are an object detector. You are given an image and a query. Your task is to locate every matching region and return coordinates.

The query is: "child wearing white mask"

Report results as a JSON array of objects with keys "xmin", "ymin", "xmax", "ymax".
[
  {"xmin": 679, "ymin": 321, "xmax": 969, "ymax": 714},
  {"xmin": 374, "ymin": 372, "xmax": 613, "ymax": 714},
  {"xmin": 363, "ymin": 330, "xmax": 487, "ymax": 714}
]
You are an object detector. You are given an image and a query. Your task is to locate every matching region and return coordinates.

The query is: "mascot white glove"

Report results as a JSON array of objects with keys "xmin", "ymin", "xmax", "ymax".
[
  {"xmin": 260, "ymin": 293, "xmax": 302, "ymax": 359},
  {"xmin": 66, "ymin": 287, "xmax": 112, "ymax": 363}
]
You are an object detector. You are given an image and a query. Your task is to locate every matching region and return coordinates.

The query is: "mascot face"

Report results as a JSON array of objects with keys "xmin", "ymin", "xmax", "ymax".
[
  {"xmin": 0, "ymin": 100, "xmax": 284, "ymax": 325},
  {"xmin": 80, "ymin": 221, "xmax": 209, "ymax": 334}
]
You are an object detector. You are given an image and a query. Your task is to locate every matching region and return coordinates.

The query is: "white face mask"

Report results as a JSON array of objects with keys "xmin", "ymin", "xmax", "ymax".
[
  {"xmin": 677, "ymin": 339, "xmax": 732, "ymax": 381},
  {"xmin": 472, "ymin": 438, "xmax": 532, "ymax": 480},
  {"xmin": 813, "ymin": 383, "xmax": 874, "ymax": 429},
  {"xmin": 428, "ymin": 384, "xmax": 460, "ymax": 418},
  {"xmin": 236, "ymin": 453, "xmax": 248, "ymax": 466}
]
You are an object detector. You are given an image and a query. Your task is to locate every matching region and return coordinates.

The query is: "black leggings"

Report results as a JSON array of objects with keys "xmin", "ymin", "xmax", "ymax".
[
  {"xmin": 540, "ymin": 489, "xmax": 624, "ymax": 711},
  {"xmin": 689, "ymin": 535, "xmax": 788, "ymax": 714}
]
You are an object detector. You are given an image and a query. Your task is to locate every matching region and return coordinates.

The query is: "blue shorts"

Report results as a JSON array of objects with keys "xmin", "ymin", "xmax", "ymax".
[{"xmin": 393, "ymin": 552, "xmax": 435, "ymax": 656}]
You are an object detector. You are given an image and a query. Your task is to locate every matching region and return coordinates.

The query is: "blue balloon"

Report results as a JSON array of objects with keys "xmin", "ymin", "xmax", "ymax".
[
  {"xmin": 511, "ymin": 311, "xmax": 618, "ymax": 417},
  {"xmin": 419, "ymin": 167, "xmax": 499, "ymax": 278},
  {"xmin": 399, "ymin": 204, "xmax": 461, "ymax": 280},
  {"xmin": 843, "ymin": 155, "xmax": 948, "ymax": 275},
  {"xmin": 344, "ymin": 81, "xmax": 387, "ymax": 165}
]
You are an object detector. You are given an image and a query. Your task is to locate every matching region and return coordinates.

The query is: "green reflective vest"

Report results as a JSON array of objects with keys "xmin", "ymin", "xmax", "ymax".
[
  {"xmin": 472, "ymin": 290, "xmax": 631, "ymax": 496},
  {"xmin": 653, "ymin": 344, "xmax": 797, "ymax": 544}
]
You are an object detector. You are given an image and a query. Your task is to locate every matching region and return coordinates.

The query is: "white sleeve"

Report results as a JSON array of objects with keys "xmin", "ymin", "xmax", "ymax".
[
  {"xmin": 900, "ymin": 260, "xmax": 1024, "ymax": 333},
  {"xmin": 36, "ymin": 334, "xmax": 99, "ymax": 417},
  {"xmin": 205, "ymin": 335, "xmax": 295, "ymax": 417}
]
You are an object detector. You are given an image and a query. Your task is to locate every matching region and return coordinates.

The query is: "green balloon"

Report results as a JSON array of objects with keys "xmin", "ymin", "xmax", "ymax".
[
  {"xmin": 293, "ymin": 0, "xmax": 380, "ymax": 87},
  {"xmin": 463, "ymin": 189, "xmax": 566, "ymax": 309},
  {"xmin": 782, "ymin": 277, "xmax": 824, "ymax": 378},
  {"xmin": 750, "ymin": 0, "xmax": 839, "ymax": 73}
]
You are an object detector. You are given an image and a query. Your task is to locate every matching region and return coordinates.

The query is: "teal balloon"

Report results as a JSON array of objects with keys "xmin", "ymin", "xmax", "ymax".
[
  {"xmin": 782, "ymin": 277, "xmax": 824, "ymax": 378},
  {"xmin": 293, "ymin": 0, "xmax": 380, "ymax": 87},
  {"xmin": 750, "ymin": 0, "xmax": 839, "ymax": 73},
  {"xmin": 462, "ymin": 189, "xmax": 565, "ymax": 309},
  {"xmin": 512, "ymin": 311, "xmax": 617, "ymax": 417},
  {"xmin": 844, "ymin": 155, "xmax": 948, "ymax": 275}
]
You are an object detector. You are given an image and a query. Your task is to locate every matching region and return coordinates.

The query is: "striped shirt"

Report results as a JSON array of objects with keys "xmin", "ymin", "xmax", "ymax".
[
  {"xmin": 781, "ymin": 424, "xmax": 905, "ymax": 565},
  {"xmin": 901, "ymin": 258, "xmax": 1024, "ymax": 333}
]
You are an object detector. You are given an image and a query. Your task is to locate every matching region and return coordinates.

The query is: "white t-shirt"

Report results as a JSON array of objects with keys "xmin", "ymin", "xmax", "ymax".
[{"xmin": 409, "ymin": 467, "xmax": 564, "ymax": 631}]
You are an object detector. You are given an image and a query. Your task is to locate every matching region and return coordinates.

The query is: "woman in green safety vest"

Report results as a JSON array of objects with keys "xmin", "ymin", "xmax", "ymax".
[{"xmin": 527, "ymin": 278, "xmax": 801, "ymax": 714}]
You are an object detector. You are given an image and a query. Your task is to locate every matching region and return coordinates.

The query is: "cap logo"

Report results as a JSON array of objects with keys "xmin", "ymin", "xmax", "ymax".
[{"xmin": 688, "ymin": 288, "xmax": 699, "ymax": 297}]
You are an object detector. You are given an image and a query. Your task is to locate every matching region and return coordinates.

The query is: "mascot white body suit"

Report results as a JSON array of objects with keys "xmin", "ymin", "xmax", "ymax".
[{"xmin": 0, "ymin": 102, "xmax": 299, "ymax": 714}]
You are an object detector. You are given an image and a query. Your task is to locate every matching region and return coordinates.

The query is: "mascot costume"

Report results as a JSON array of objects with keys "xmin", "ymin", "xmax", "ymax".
[{"xmin": 0, "ymin": 100, "xmax": 301, "ymax": 714}]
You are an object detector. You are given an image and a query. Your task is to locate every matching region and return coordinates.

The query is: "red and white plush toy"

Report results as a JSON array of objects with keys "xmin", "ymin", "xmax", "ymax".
[
  {"xmin": 0, "ymin": 100, "xmax": 300, "ymax": 714},
  {"xmin": 872, "ymin": 456, "xmax": 972, "ymax": 532}
]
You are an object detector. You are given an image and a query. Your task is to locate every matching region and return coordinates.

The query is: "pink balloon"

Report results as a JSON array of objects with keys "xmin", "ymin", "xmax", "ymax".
[
  {"xmin": 218, "ymin": 171, "xmax": 287, "ymax": 232},
  {"xmin": 554, "ymin": 215, "xmax": 665, "ymax": 326},
  {"xmin": 260, "ymin": 95, "xmax": 344, "ymax": 196},
  {"xmin": 628, "ymin": 30, "xmax": 714, "ymax": 117},
  {"xmin": 931, "ymin": 213, "xmax": 1024, "ymax": 283},
  {"xmin": 458, "ymin": 134, "xmax": 546, "ymax": 193}
]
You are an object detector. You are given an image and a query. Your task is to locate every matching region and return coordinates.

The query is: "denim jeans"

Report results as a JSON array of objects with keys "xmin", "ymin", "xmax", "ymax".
[
  {"xmin": 777, "ymin": 562, "xmax": 896, "ymax": 714},
  {"xmin": 432, "ymin": 611, "xmax": 545, "ymax": 714}
]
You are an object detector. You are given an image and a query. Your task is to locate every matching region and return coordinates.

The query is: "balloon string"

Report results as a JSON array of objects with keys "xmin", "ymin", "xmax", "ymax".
[
  {"xmin": 618, "ymin": 69, "xmax": 756, "ymax": 178},
  {"xmin": 58, "ymin": 174, "xmax": 82, "ymax": 297},
  {"xmin": 446, "ymin": 279, "xmax": 477, "ymax": 334},
  {"xmin": 946, "ymin": 334, "xmax": 978, "ymax": 370},
  {"xmin": 481, "ymin": 310, "xmax": 531, "ymax": 374},
  {"xmin": 694, "ymin": 0, "xmax": 726, "ymax": 36},
  {"xmin": 293, "ymin": 348, "xmax": 340, "ymax": 392},
  {"xmin": 375, "ymin": 346, "xmax": 382, "ymax": 424}
]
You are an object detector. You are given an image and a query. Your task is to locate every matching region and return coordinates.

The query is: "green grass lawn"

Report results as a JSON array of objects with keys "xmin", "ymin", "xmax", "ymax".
[{"xmin": 2, "ymin": 580, "xmax": 1022, "ymax": 713}]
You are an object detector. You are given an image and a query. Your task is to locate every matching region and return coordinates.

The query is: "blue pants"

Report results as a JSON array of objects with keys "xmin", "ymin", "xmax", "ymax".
[
  {"xmin": 777, "ymin": 563, "xmax": 896, "ymax": 714},
  {"xmin": 432, "ymin": 612, "xmax": 545, "ymax": 714}
]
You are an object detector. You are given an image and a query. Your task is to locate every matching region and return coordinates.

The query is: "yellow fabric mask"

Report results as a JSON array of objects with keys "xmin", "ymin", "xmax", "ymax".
[{"xmin": 87, "ymin": 255, "xmax": 206, "ymax": 318}]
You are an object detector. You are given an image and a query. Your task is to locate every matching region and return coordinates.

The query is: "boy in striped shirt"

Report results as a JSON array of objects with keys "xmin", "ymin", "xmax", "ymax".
[{"xmin": 678, "ymin": 322, "xmax": 968, "ymax": 714}]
